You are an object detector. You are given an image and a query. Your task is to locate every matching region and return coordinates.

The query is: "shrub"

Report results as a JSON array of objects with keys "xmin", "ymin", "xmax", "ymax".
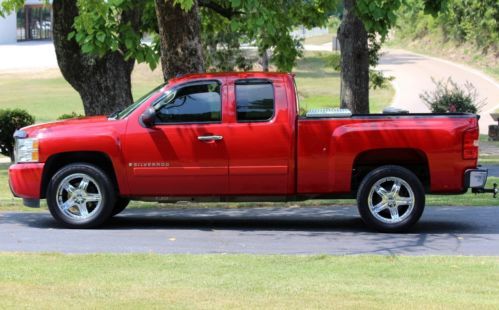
[
  {"xmin": 57, "ymin": 112, "xmax": 85, "ymax": 120},
  {"xmin": 420, "ymin": 78, "xmax": 486, "ymax": 113},
  {"xmin": 369, "ymin": 69, "xmax": 394, "ymax": 90},
  {"xmin": 323, "ymin": 52, "xmax": 341, "ymax": 71},
  {"xmin": 0, "ymin": 109, "xmax": 35, "ymax": 161}
]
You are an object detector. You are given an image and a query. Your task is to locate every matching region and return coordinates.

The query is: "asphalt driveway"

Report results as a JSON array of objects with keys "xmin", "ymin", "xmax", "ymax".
[{"xmin": 1, "ymin": 206, "xmax": 499, "ymax": 255}]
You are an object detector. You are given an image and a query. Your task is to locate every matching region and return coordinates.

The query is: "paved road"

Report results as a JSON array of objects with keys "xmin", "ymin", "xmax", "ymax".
[
  {"xmin": 378, "ymin": 49, "xmax": 499, "ymax": 134},
  {"xmin": 1, "ymin": 206, "xmax": 499, "ymax": 255}
]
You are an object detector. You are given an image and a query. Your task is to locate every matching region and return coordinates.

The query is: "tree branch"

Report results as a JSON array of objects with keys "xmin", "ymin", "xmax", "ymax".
[{"xmin": 197, "ymin": 0, "xmax": 241, "ymax": 19}]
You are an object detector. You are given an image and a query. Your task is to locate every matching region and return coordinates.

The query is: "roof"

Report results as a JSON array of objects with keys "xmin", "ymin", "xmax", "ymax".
[{"xmin": 167, "ymin": 71, "xmax": 293, "ymax": 85}]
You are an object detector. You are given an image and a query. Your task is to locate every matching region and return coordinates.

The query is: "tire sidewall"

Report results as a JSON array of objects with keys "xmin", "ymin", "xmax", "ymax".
[
  {"xmin": 357, "ymin": 165, "xmax": 425, "ymax": 232},
  {"xmin": 111, "ymin": 197, "xmax": 130, "ymax": 216},
  {"xmin": 46, "ymin": 163, "xmax": 116, "ymax": 228}
]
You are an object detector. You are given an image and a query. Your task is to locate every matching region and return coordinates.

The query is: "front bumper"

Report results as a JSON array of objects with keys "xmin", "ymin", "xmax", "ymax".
[{"xmin": 8, "ymin": 163, "xmax": 44, "ymax": 200}]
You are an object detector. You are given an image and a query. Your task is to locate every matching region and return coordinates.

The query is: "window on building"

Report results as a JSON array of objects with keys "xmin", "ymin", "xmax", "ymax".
[{"xmin": 17, "ymin": 5, "xmax": 52, "ymax": 41}]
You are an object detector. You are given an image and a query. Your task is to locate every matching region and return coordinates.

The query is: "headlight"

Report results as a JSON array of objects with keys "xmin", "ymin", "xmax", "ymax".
[{"xmin": 15, "ymin": 138, "xmax": 39, "ymax": 163}]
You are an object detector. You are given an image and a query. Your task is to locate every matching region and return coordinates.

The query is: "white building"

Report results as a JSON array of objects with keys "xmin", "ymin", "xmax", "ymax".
[{"xmin": 0, "ymin": 0, "xmax": 53, "ymax": 44}]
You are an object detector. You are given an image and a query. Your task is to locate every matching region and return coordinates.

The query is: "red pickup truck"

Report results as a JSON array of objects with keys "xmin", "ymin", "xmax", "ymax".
[{"xmin": 9, "ymin": 72, "xmax": 489, "ymax": 232}]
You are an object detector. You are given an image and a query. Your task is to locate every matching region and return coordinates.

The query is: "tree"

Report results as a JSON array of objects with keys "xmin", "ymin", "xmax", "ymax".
[
  {"xmin": 155, "ymin": 0, "xmax": 204, "ymax": 80},
  {"xmin": 338, "ymin": 0, "xmax": 446, "ymax": 113},
  {"xmin": 337, "ymin": 0, "xmax": 369, "ymax": 114},
  {"xmin": 1, "ymin": 0, "xmax": 144, "ymax": 116},
  {"xmin": 54, "ymin": 0, "xmax": 142, "ymax": 115},
  {"xmin": 186, "ymin": 0, "xmax": 338, "ymax": 72},
  {"xmin": 200, "ymin": 6, "xmax": 254, "ymax": 72},
  {"xmin": 3, "ymin": 0, "xmax": 337, "ymax": 114},
  {"xmin": 337, "ymin": 0, "xmax": 402, "ymax": 113},
  {"xmin": 77, "ymin": 0, "xmax": 338, "ymax": 77}
]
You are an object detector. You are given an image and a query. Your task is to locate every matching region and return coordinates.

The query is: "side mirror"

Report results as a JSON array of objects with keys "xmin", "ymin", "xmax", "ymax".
[{"xmin": 140, "ymin": 107, "xmax": 156, "ymax": 128}]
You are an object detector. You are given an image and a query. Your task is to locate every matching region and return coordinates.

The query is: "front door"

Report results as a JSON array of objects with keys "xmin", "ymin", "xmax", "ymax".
[{"xmin": 124, "ymin": 80, "xmax": 228, "ymax": 197}]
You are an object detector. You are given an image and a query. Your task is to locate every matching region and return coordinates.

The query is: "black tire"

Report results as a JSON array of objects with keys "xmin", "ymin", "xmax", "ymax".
[
  {"xmin": 356, "ymin": 165, "xmax": 425, "ymax": 233},
  {"xmin": 111, "ymin": 197, "xmax": 130, "ymax": 216},
  {"xmin": 46, "ymin": 163, "xmax": 116, "ymax": 228}
]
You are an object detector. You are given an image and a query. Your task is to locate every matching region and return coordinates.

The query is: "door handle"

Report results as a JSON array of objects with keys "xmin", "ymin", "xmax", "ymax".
[{"xmin": 198, "ymin": 135, "xmax": 223, "ymax": 141}]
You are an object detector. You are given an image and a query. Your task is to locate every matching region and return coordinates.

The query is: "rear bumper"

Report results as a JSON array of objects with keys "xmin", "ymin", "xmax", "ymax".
[
  {"xmin": 8, "ymin": 163, "xmax": 44, "ymax": 199},
  {"xmin": 464, "ymin": 169, "xmax": 488, "ymax": 189}
]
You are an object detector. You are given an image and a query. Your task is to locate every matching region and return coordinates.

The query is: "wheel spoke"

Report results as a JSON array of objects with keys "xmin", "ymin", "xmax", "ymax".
[
  {"xmin": 389, "ymin": 207, "xmax": 400, "ymax": 221},
  {"xmin": 61, "ymin": 199, "xmax": 75, "ymax": 211},
  {"xmin": 64, "ymin": 183, "xmax": 76, "ymax": 194},
  {"xmin": 391, "ymin": 180, "xmax": 401, "ymax": 195},
  {"xmin": 375, "ymin": 185, "xmax": 389, "ymax": 198},
  {"xmin": 396, "ymin": 196, "xmax": 413, "ymax": 206},
  {"xmin": 78, "ymin": 203, "xmax": 89, "ymax": 217},
  {"xmin": 372, "ymin": 202, "xmax": 388, "ymax": 214},
  {"xmin": 78, "ymin": 177, "xmax": 90, "ymax": 191},
  {"xmin": 85, "ymin": 193, "xmax": 101, "ymax": 202}
]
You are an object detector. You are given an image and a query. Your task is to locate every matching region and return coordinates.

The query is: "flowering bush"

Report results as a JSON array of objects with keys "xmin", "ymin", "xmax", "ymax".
[{"xmin": 420, "ymin": 78, "xmax": 486, "ymax": 113}]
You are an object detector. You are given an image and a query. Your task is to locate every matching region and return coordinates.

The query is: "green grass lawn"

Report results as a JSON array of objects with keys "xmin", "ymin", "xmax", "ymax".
[
  {"xmin": 479, "ymin": 135, "xmax": 499, "ymax": 165},
  {"xmin": 0, "ymin": 254, "xmax": 497, "ymax": 309},
  {"xmin": 479, "ymin": 157, "xmax": 499, "ymax": 165},
  {"xmin": 0, "ymin": 66, "xmax": 164, "ymax": 123}
]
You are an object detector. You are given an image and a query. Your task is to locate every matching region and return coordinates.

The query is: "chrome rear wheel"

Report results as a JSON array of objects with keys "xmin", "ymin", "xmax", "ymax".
[
  {"xmin": 357, "ymin": 165, "xmax": 425, "ymax": 232},
  {"xmin": 367, "ymin": 177, "xmax": 415, "ymax": 224}
]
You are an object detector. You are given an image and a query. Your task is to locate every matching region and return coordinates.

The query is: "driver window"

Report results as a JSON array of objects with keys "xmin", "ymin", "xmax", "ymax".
[{"xmin": 156, "ymin": 81, "xmax": 221, "ymax": 123}]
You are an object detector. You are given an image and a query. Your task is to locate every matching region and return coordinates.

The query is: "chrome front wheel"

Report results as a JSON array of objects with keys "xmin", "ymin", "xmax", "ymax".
[
  {"xmin": 56, "ymin": 173, "xmax": 103, "ymax": 221},
  {"xmin": 47, "ymin": 163, "xmax": 116, "ymax": 228}
]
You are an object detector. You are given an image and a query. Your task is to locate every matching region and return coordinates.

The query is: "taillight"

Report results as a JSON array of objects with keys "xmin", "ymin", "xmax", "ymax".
[{"xmin": 463, "ymin": 128, "xmax": 479, "ymax": 160}]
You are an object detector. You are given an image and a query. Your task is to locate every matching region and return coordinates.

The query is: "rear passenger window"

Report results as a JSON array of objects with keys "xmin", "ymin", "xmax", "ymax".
[{"xmin": 235, "ymin": 81, "xmax": 274, "ymax": 122}]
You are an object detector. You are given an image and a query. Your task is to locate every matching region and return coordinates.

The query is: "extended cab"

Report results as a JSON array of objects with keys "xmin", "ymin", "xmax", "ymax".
[{"xmin": 8, "ymin": 72, "xmax": 490, "ymax": 231}]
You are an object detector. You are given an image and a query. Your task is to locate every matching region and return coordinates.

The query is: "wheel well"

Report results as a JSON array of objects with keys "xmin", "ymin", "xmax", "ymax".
[
  {"xmin": 40, "ymin": 151, "xmax": 118, "ymax": 198},
  {"xmin": 351, "ymin": 148, "xmax": 430, "ymax": 194}
]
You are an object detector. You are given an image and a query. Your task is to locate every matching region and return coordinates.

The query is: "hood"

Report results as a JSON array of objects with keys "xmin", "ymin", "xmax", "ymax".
[{"xmin": 21, "ymin": 116, "xmax": 112, "ymax": 137}]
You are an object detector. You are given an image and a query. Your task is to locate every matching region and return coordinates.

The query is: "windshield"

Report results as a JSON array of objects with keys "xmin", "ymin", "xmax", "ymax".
[{"xmin": 114, "ymin": 83, "xmax": 167, "ymax": 119}]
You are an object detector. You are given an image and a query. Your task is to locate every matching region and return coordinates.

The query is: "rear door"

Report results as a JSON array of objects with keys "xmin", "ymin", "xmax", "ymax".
[{"xmin": 225, "ymin": 77, "xmax": 294, "ymax": 195}]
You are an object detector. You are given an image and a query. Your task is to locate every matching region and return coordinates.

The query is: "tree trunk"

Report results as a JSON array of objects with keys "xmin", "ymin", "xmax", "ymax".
[
  {"xmin": 155, "ymin": 0, "xmax": 204, "ymax": 81},
  {"xmin": 337, "ymin": 0, "xmax": 369, "ymax": 114},
  {"xmin": 52, "ymin": 0, "xmax": 139, "ymax": 116},
  {"xmin": 261, "ymin": 49, "xmax": 269, "ymax": 72}
]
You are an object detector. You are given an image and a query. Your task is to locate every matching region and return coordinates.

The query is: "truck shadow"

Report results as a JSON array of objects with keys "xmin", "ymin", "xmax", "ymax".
[
  {"xmin": 1, "ymin": 206, "xmax": 490, "ymax": 234},
  {"xmin": 102, "ymin": 216, "xmax": 476, "ymax": 234}
]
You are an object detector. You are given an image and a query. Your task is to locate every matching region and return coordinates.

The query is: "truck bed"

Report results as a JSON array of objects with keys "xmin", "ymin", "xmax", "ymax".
[{"xmin": 297, "ymin": 113, "xmax": 478, "ymax": 195}]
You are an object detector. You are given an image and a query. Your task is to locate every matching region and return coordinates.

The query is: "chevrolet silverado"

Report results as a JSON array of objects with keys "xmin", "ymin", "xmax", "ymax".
[{"xmin": 8, "ymin": 72, "xmax": 490, "ymax": 231}]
